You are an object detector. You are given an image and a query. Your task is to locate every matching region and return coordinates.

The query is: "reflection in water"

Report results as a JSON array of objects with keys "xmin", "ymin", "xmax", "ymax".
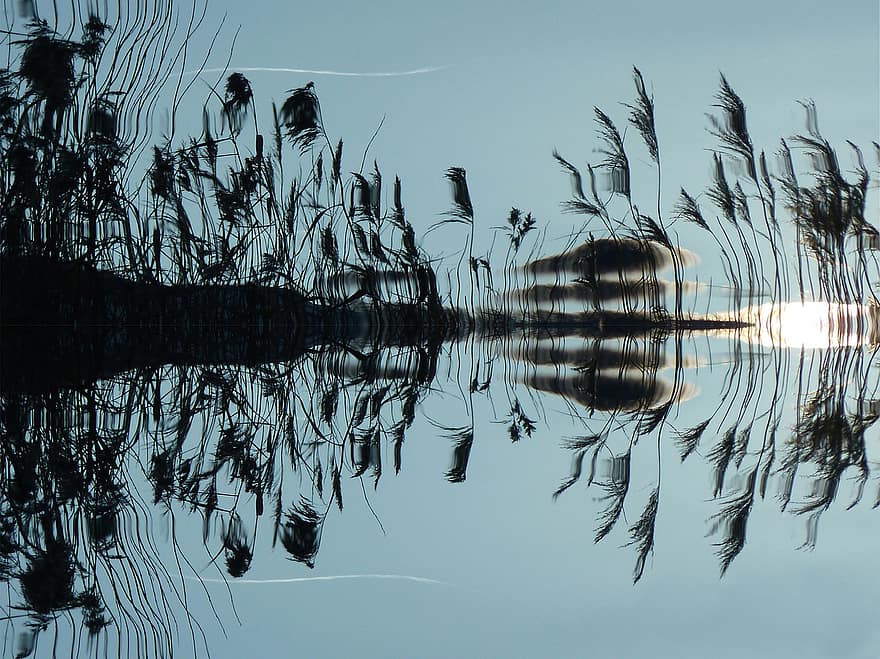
[
  {"xmin": 508, "ymin": 334, "xmax": 698, "ymax": 411},
  {"xmin": 714, "ymin": 301, "xmax": 880, "ymax": 349},
  {"xmin": 545, "ymin": 333, "xmax": 879, "ymax": 576},
  {"xmin": 0, "ymin": 342, "xmax": 445, "ymax": 655},
  {"xmin": 2, "ymin": 327, "xmax": 879, "ymax": 652}
]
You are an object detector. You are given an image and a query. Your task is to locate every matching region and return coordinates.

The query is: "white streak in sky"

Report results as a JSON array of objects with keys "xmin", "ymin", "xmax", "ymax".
[
  {"xmin": 186, "ymin": 573, "xmax": 450, "ymax": 586},
  {"xmin": 190, "ymin": 65, "xmax": 448, "ymax": 78}
]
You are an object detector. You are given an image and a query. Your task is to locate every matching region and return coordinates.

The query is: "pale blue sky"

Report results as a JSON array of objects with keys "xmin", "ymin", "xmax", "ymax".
[{"xmin": 185, "ymin": 0, "xmax": 880, "ymax": 286}]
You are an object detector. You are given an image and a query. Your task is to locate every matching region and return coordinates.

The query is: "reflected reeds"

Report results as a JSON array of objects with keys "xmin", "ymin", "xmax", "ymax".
[{"xmin": 2, "ymin": 322, "xmax": 878, "ymax": 652}]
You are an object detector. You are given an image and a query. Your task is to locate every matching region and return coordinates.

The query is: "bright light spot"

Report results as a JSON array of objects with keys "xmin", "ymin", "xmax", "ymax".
[{"xmin": 742, "ymin": 301, "xmax": 878, "ymax": 349}]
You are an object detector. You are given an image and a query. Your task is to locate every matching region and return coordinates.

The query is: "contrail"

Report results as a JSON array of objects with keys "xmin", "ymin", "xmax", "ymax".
[
  {"xmin": 186, "ymin": 573, "xmax": 451, "ymax": 586},
  {"xmin": 189, "ymin": 65, "xmax": 449, "ymax": 78}
]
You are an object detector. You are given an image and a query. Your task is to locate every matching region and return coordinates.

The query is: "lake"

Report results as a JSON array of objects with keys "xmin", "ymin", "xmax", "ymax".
[{"xmin": 1, "ymin": 1, "xmax": 878, "ymax": 658}]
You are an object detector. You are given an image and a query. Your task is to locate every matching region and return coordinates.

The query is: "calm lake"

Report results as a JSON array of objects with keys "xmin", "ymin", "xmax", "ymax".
[{"xmin": 1, "ymin": 1, "xmax": 878, "ymax": 658}]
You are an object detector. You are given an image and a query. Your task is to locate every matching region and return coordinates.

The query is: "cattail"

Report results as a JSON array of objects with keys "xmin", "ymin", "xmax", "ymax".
[
  {"xmin": 370, "ymin": 161, "xmax": 382, "ymax": 222},
  {"xmin": 331, "ymin": 139, "xmax": 343, "ymax": 188},
  {"xmin": 351, "ymin": 173, "xmax": 371, "ymax": 217},
  {"xmin": 392, "ymin": 176, "xmax": 405, "ymax": 228},
  {"xmin": 321, "ymin": 225, "xmax": 338, "ymax": 261},
  {"xmin": 402, "ymin": 222, "xmax": 418, "ymax": 265}
]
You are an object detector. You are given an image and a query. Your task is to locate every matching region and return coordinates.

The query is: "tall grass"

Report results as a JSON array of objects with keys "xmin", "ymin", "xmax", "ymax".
[{"xmin": 0, "ymin": 1, "xmax": 211, "ymax": 270}]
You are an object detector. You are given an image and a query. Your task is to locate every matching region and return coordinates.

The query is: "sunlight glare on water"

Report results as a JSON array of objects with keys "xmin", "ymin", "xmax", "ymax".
[{"xmin": 717, "ymin": 301, "xmax": 880, "ymax": 349}]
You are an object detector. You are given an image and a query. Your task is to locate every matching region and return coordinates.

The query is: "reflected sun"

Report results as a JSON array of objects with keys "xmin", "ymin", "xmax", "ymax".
[{"xmin": 745, "ymin": 301, "xmax": 878, "ymax": 349}]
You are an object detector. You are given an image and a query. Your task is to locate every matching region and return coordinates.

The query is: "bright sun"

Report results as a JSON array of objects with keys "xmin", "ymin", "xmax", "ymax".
[{"xmin": 746, "ymin": 301, "xmax": 878, "ymax": 349}]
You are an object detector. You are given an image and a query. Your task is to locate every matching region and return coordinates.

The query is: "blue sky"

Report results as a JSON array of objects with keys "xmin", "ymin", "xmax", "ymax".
[{"xmin": 179, "ymin": 0, "xmax": 880, "ymax": 285}]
